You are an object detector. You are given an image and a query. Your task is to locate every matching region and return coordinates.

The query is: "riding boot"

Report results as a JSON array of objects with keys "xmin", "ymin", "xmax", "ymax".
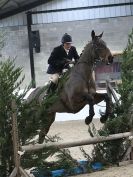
[{"xmin": 46, "ymin": 81, "xmax": 57, "ymax": 95}]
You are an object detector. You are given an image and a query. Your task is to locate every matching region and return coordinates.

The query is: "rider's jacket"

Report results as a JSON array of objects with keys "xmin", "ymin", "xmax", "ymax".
[{"xmin": 47, "ymin": 45, "xmax": 79, "ymax": 74}]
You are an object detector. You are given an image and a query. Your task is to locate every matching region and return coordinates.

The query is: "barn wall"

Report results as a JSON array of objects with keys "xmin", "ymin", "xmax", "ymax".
[{"xmin": 0, "ymin": 15, "xmax": 132, "ymax": 87}]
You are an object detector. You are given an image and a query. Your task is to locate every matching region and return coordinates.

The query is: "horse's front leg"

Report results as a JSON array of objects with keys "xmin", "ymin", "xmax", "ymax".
[
  {"xmin": 94, "ymin": 93, "xmax": 112, "ymax": 123},
  {"xmin": 83, "ymin": 93, "xmax": 95, "ymax": 125}
]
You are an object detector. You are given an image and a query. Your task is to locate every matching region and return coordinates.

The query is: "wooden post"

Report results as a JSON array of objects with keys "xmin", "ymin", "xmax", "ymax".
[
  {"xmin": 11, "ymin": 100, "xmax": 21, "ymax": 177},
  {"xmin": 19, "ymin": 167, "xmax": 31, "ymax": 177},
  {"xmin": 9, "ymin": 167, "xmax": 17, "ymax": 177},
  {"xmin": 107, "ymin": 81, "xmax": 120, "ymax": 104},
  {"xmin": 130, "ymin": 139, "xmax": 133, "ymax": 160},
  {"xmin": 10, "ymin": 100, "xmax": 31, "ymax": 177}
]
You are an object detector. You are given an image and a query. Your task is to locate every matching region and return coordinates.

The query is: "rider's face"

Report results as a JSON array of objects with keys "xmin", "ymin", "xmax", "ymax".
[{"xmin": 63, "ymin": 43, "xmax": 72, "ymax": 50}]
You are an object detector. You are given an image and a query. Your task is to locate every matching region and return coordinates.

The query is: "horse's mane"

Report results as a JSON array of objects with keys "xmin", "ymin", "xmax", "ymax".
[{"xmin": 79, "ymin": 40, "xmax": 92, "ymax": 57}]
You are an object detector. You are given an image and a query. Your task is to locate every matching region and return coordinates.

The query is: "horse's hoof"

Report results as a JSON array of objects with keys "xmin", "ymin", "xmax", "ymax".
[
  {"xmin": 38, "ymin": 133, "xmax": 46, "ymax": 144},
  {"xmin": 100, "ymin": 115, "xmax": 108, "ymax": 123},
  {"xmin": 85, "ymin": 116, "xmax": 93, "ymax": 125},
  {"xmin": 38, "ymin": 137, "xmax": 45, "ymax": 144}
]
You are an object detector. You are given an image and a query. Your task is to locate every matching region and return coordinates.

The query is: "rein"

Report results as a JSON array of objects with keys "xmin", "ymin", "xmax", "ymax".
[{"xmin": 77, "ymin": 61, "xmax": 90, "ymax": 65}]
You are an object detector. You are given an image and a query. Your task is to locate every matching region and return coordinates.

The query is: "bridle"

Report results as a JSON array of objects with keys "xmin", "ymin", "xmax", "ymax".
[
  {"xmin": 77, "ymin": 41, "xmax": 106, "ymax": 66},
  {"xmin": 91, "ymin": 42, "xmax": 108, "ymax": 62}
]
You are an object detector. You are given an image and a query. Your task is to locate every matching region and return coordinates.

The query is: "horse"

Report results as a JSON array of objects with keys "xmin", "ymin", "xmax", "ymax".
[{"xmin": 27, "ymin": 30, "xmax": 113, "ymax": 143}]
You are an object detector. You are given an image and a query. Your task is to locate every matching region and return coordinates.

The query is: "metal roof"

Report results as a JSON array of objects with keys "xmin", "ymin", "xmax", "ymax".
[{"xmin": 0, "ymin": 0, "xmax": 53, "ymax": 20}]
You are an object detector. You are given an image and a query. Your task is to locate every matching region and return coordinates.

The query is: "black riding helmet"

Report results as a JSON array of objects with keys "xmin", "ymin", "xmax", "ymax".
[{"xmin": 61, "ymin": 33, "xmax": 72, "ymax": 44}]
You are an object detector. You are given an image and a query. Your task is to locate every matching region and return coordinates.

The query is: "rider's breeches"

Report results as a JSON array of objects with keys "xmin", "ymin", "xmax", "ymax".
[
  {"xmin": 92, "ymin": 70, "xmax": 95, "ymax": 81},
  {"xmin": 49, "ymin": 73, "xmax": 60, "ymax": 84}
]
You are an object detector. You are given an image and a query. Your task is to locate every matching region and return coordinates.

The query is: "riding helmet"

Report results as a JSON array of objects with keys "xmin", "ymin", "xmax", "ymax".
[{"xmin": 61, "ymin": 33, "xmax": 72, "ymax": 44}]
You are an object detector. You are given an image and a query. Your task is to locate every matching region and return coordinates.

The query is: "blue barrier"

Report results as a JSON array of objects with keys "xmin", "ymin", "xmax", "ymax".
[
  {"xmin": 51, "ymin": 169, "xmax": 65, "ymax": 177},
  {"xmin": 91, "ymin": 162, "xmax": 103, "ymax": 170},
  {"xmin": 31, "ymin": 160, "xmax": 103, "ymax": 177}
]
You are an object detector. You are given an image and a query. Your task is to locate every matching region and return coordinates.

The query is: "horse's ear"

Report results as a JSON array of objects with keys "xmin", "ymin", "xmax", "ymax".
[
  {"xmin": 98, "ymin": 32, "xmax": 103, "ymax": 38},
  {"xmin": 91, "ymin": 30, "xmax": 95, "ymax": 40}
]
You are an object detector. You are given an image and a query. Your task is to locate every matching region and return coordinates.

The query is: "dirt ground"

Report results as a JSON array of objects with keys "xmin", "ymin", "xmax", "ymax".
[
  {"xmin": 69, "ymin": 163, "xmax": 133, "ymax": 177},
  {"xmin": 48, "ymin": 119, "xmax": 102, "ymax": 160},
  {"xmin": 47, "ymin": 119, "xmax": 133, "ymax": 177}
]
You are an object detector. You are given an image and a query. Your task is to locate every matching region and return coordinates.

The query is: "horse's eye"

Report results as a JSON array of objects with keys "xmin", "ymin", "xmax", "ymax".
[{"xmin": 99, "ymin": 45, "xmax": 106, "ymax": 50}]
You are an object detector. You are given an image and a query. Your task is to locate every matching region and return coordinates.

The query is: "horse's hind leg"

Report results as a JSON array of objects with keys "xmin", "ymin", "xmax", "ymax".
[
  {"xmin": 83, "ymin": 94, "xmax": 95, "ymax": 125},
  {"xmin": 39, "ymin": 112, "xmax": 55, "ymax": 144},
  {"xmin": 38, "ymin": 99, "xmax": 70, "ymax": 144},
  {"xmin": 94, "ymin": 92, "xmax": 112, "ymax": 123}
]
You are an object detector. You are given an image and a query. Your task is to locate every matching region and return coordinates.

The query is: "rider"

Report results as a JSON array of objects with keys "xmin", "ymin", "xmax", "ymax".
[{"xmin": 46, "ymin": 33, "xmax": 79, "ymax": 94}]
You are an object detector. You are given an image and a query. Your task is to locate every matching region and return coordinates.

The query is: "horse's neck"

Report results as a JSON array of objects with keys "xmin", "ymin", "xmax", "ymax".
[
  {"xmin": 79, "ymin": 43, "xmax": 95, "ymax": 65},
  {"xmin": 75, "ymin": 43, "xmax": 94, "ymax": 80}
]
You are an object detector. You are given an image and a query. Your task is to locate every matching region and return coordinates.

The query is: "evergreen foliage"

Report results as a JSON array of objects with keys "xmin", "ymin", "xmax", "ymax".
[
  {"xmin": 19, "ymin": 69, "xmax": 75, "ymax": 173},
  {"xmin": 0, "ymin": 56, "xmax": 75, "ymax": 176},
  {"xmin": 88, "ymin": 29, "xmax": 133, "ymax": 164},
  {"xmin": 0, "ymin": 30, "xmax": 75, "ymax": 176},
  {"xmin": 0, "ymin": 59, "xmax": 26, "ymax": 176}
]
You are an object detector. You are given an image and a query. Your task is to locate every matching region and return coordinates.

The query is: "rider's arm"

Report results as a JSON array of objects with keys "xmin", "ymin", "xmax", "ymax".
[
  {"xmin": 48, "ymin": 48, "xmax": 58, "ymax": 66},
  {"xmin": 48, "ymin": 48, "xmax": 66, "ymax": 67}
]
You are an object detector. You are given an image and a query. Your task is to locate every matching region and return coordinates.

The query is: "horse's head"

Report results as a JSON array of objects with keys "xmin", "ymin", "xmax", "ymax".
[{"xmin": 91, "ymin": 30, "xmax": 113, "ymax": 65}]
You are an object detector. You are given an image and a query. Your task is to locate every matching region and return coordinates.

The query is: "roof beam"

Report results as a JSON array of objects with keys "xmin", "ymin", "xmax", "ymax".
[
  {"xmin": 1, "ymin": 1, "xmax": 133, "ymax": 20},
  {"xmin": 0, "ymin": 0, "xmax": 53, "ymax": 20},
  {"xmin": 11, "ymin": 0, "xmax": 20, "ymax": 7},
  {"xmin": 0, "ymin": 0, "xmax": 10, "ymax": 9}
]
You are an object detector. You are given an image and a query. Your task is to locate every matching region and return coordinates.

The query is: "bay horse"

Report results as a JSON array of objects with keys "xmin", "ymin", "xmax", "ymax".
[{"xmin": 27, "ymin": 30, "xmax": 113, "ymax": 143}]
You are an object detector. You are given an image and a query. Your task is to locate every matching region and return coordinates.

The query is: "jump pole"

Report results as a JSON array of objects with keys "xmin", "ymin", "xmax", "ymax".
[
  {"xmin": 22, "ymin": 132, "xmax": 133, "ymax": 152},
  {"xmin": 112, "ymin": 51, "xmax": 122, "ymax": 56}
]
